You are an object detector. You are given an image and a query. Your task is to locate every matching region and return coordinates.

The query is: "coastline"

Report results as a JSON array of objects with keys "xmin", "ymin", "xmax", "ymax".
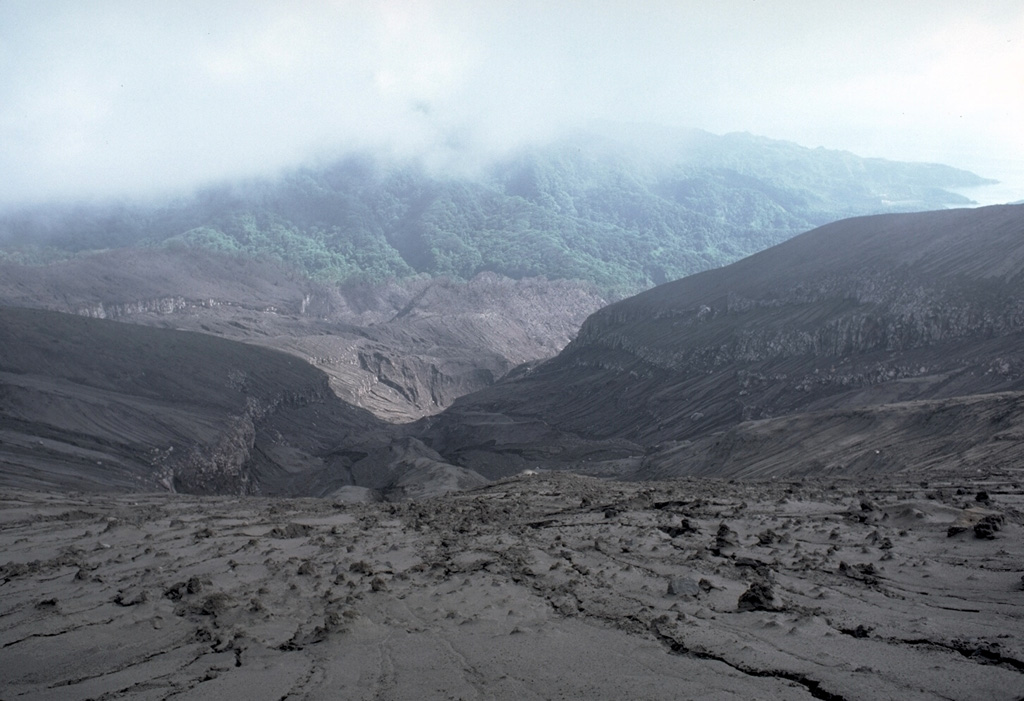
[{"xmin": 948, "ymin": 159, "xmax": 1024, "ymax": 207}]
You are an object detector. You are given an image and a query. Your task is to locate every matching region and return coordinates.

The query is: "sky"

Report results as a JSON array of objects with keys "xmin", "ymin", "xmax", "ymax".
[{"xmin": 1, "ymin": 0, "xmax": 1022, "ymax": 206}]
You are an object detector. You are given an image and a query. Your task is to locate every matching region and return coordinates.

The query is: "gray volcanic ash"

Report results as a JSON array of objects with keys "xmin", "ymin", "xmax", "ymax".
[
  {"xmin": 1, "ymin": 471, "xmax": 1021, "ymax": 699},
  {"xmin": 425, "ymin": 204, "xmax": 1024, "ymax": 482}
]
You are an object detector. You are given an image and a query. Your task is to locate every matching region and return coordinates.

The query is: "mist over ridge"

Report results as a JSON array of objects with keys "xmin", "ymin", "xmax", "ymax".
[
  {"xmin": 3, "ymin": 9, "xmax": 1024, "ymax": 697},
  {"xmin": 0, "ymin": 127, "xmax": 995, "ymax": 298},
  {"xmin": 1, "ymin": 2, "xmax": 1022, "ymax": 207}
]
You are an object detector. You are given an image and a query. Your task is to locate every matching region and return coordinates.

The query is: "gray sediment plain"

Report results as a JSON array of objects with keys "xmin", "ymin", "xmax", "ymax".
[{"xmin": 2, "ymin": 469, "xmax": 1021, "ymax": 700}]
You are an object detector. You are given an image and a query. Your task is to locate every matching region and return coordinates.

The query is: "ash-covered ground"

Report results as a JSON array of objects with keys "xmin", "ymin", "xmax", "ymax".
[{"xmin": 2, "ymin": 469, "xmax": 1022, "ymax": 700}]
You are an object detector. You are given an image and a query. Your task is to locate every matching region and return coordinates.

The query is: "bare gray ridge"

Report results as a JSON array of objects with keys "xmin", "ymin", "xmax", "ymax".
[
  {"xmin": 2, "ymin": 204, "xmax": 1024, "ymax": 496},
  {"xmin": 421, "ymin": 204, "xmax": 1024, "ymax": 481}
]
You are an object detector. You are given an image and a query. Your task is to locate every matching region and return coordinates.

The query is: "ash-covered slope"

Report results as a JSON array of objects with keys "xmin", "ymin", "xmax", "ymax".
[
  {"xmin": 0, "ymin": 248, "xmax": 314, "ymax": 315},
  {"xmin": 0, "ymin": 250, "xmax": 605, "ymax": 422},
  {"xmin": 423, "ymin": 204, "xmax": 1024, "ymax": 479},
  {"xmin": 0, "ymin": 307, "xmax": 405, "ymax": 495}
]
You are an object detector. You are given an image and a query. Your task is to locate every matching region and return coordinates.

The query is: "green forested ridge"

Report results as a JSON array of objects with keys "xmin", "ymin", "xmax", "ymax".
[{"xmin": 0, "ymin": 130, "xmax": 993, "ymax": 296}]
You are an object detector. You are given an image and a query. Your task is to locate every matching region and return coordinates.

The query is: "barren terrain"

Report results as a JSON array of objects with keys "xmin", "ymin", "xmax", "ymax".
[
  {"xmin": 424, "ymin": 205, "xmax": 1024, "ymax": 479},
  {"xmin": 0, "ymin": 250, "xmax": 605, "ymax": 422},
  {"xmin": 2, "ymin": 203, "xmax": 1023, "ymax": 699},
  {"xmin": 2, "ymin": 470, "xmax": 1022, "ymax": 700}
]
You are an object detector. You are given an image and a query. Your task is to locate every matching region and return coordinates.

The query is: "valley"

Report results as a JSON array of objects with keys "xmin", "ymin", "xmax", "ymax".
[
  {"xmin": 0, "ymin": 140, "xmax": 1022, "ymax": 700},
  {"xmin": 424, "ymin": 205, "xmax": 1024, "ymax": 482},
  {"xmin": 0, "ymin": 250, "xmax": 605, "ymax": 422},
  {"xmin": 5, "ymin": 1, "xmax": 1024, "ymax": 696}
]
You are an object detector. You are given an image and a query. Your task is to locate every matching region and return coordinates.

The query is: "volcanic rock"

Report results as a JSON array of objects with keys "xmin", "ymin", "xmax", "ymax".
[
  {"xmin": 666, "ymin": 577, "xmax": 702, "ymax": 598},
  {"xmin": 737, "ymin": 579, "xmax": 779, "ymax": 612}
]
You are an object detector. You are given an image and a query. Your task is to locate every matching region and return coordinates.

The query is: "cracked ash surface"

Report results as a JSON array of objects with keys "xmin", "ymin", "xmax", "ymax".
[{"xmin": 2, "ymin": 468, "xmax": 1023, "ymax": 700}]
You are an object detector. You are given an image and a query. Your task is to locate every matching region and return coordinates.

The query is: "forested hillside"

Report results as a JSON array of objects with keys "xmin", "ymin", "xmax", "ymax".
[{"xmin": 0, "ymin": 129, "xmax": 991, "ymax": 296}]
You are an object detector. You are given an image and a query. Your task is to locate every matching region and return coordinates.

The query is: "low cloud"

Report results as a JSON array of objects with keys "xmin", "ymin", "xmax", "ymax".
[{"xmin": 1, "ymin": 0, "xmax": 1021, "ymax": 206}]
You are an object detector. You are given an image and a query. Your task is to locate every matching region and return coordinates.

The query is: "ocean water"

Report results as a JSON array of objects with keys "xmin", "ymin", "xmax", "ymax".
[{"xmin": 948, "ymin": 159, "xmax": 1024, "ymax": 207}]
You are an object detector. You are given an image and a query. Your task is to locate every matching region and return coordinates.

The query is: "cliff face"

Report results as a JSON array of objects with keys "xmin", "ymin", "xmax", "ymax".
[
  {"xmin": 73, "ymin": 296, "xmax": 306, "ymax": 320},
  {"xmin": 424, "ymin": 205, "xmax": 1024, "ymax": 478},
  {"xmin": 577, "ymin": 280, "xmax": 1024, "ymax": 370},
  {"xmin": 573, "ymin": 204, "xmax": 1024, "ymax": 367},
  {"xmin": 167, "ymin": 377, "xmax": 341, "ymax": 494}
]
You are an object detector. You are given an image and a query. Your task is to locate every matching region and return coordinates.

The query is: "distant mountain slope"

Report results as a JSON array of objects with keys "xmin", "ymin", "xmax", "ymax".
[
  {"xmin": 0, "ymin": 249, "xmax": 606, "ymax": 421},
  {"xmin": 0, "ymin": 129, "xmax": 992, "ymax": 296},
  {"xmin": 422, "ymin": 204, "xmax": 1024, "ymax": 479},
  {"xmin": 7, "ymin": 206, "xmax": 1024, "ymax": 494}
]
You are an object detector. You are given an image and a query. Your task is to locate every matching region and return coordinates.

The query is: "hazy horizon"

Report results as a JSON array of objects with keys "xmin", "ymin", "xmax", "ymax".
[{"xmin": 2, "ymin": 1, "xmax": 1022, "ymax": 207}]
